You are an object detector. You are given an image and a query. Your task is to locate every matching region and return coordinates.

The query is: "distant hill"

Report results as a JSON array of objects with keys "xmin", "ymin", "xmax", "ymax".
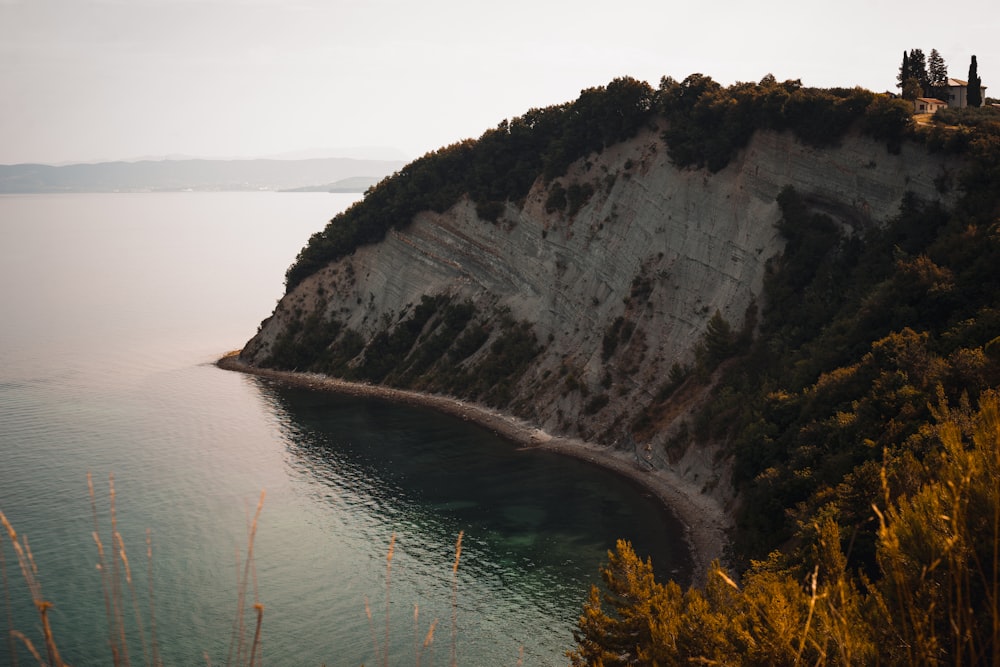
[
  {"xmin": 281, "ymin": 176, "xmax": 385, "ymax": 193},
  {"xmin": 0, "ymin": 157, "xmax": 405, "ymax": 193}
]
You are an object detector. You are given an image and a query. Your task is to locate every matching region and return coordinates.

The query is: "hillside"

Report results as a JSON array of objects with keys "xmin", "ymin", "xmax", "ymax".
[
  {"xmin": 238, "ymin": 77, "xmax": 959, "ymax": 510},
  {"xmin": 234, "ymin": 75, "xmax": 1000, "ymax": 662},
  {"xmin": 242, "ymin": 121, "xmax": 955, "ymax": 500}
]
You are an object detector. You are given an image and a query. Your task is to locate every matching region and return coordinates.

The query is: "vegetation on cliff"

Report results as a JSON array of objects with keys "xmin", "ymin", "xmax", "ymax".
[
  {"xmin": 266, "ymin": 72, "xmax": 1000, "ymax": 662},
  {"xmin": 283, "ymin": 74, "xmax": 914, "ymax": 291},
  {"xmin": 568, "ymin": 104, "xmax": 1000, "ymax": 663}
]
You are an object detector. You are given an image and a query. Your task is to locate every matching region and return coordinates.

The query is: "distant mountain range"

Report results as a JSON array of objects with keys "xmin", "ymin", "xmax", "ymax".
[{"xmin": 0, "ymin": 157, "xmax": 406, "ymax": 193}]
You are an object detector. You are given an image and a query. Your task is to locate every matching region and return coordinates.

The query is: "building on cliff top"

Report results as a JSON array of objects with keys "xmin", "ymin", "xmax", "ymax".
[
  {"xmin": 942, "ymin": 78, "xmax": 988, "ymax": 108},
  {"xmin": 914, "ymin": 97, "xmax": 948, "ymax": 113}
]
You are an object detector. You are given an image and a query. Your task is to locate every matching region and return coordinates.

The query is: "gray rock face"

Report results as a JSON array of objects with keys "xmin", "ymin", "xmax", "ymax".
[{"xmin": 240, "ymin": 125, "xmax": 958, "ymax": 499}]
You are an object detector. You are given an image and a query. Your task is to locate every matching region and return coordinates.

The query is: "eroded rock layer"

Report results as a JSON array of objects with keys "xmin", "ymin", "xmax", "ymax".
[{"xmin": 240, "ymin": 125, "xmax": 958, "ymax": 504}]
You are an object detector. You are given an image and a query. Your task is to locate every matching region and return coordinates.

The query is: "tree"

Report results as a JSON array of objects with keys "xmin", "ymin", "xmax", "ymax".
[
  {"xmin": 928, "ymin": 48, "xmax": 948, "ymax": 88},
  {"xmin": 968, "ymin": 55, "xmax": 983, "ymax": 107},
  {"xmin": 568, "ymin": 540, "xmax": 665, "ymax": 666},
  {"xmin": 903, "ymin": 77, "xmax": 923, "ymax": 101},
  {"xmin": 897, "ymin": 50, "xmax": 910, "ymax": 90},
  {"xmin": 909, "ymin": 48, "xmax": 930, "ymax": 94},
  {"xmin": 697, "ymin": 310, "xmax": 736, "ymax": 371}
]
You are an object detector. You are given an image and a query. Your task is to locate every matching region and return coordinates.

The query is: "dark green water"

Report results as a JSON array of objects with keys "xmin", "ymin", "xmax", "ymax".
[{"xmin": 0, "ymin": 193, "xmax": 689, "ymax": 665}]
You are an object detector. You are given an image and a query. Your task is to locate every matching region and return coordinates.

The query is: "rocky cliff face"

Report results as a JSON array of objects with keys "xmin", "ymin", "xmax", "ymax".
[{"xmin": 240, "ymin": 124, "xmax": 958, "ymax": 503}]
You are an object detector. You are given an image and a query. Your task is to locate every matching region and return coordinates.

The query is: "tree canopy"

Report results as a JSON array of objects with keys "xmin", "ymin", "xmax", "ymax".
[
  {"xmin": 282, "ymin": 74, "xmax": 917, "ymax": 291},
  {"xmin": 928, "ymin": 48, "xmax": 948, "ymax": 87},
  {"xmin": 282, "ymin": 76, "xmax": 656, "ymax": 290}
]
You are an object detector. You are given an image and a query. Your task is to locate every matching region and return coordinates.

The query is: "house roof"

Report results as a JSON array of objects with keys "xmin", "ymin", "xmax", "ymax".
[
  {"xmin": 947, "ymin": 78, "xmax": 988, "ymax": 90},
  {"xmin": 916, "ymin": 97, "xmax": 947, "ymax": 104}
]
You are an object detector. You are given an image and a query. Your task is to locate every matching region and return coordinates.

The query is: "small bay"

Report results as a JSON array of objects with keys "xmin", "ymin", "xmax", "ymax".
[{"xmin": 0, "ymin": 192, "xmax": 689, "ymax": 665}]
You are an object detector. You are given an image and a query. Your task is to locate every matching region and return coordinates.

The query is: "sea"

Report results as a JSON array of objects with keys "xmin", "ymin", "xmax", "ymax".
[{"xmin": 0, "ymin": 192, "xmax": 689, "ymax": 666}]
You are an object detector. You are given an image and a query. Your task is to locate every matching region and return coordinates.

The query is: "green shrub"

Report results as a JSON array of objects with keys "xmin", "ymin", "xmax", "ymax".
[
  {"xmin": 566, "ymin": 182, "xmax": 595, "ymax": 217},
  {"xmin": 545, "ymin": 182, "xmax": 567, "ymax": 213}
]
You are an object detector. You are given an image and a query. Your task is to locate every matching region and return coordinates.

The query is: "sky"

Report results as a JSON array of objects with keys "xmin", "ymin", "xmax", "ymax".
[{"xmin": 2, "ymin": 0, "xmax": 997, "ymax": 165}]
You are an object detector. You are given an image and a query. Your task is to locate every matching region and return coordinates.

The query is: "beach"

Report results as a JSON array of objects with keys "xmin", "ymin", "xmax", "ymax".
[{"xmin": 217, "ymin": 352, "xmax": 731, "ymax": 586}]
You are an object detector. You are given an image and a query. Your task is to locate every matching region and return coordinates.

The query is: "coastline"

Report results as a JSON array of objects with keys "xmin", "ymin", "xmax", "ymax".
[{"xmin": 216, "ymin": 352, "xmax": 731, "ymax": 586}]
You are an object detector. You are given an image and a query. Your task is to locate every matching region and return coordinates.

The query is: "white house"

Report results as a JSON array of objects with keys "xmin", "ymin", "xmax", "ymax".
[
  {"xmin": 914, "ymin": 97, "xmax": 948, "ymax": 113},
  {"xmin": 942, "ymin": 78, "xmax": 988, "ymax": 108}
]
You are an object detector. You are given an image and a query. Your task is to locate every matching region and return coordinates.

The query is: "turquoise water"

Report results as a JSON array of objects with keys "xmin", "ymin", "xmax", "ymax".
[{"xmin": 0, "ymin": 193, "xmax": 689, "ymax": 665}]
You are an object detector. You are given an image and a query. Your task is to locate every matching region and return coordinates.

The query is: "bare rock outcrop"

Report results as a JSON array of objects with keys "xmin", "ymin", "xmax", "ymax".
[{"xmin": 240, "ymin": 125, "xmax": 958, "ymax": 512}]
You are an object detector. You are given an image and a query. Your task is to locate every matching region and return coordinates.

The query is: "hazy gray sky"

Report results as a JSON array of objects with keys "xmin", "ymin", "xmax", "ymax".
[{"xmin": 2, "ymin": 0, "xmax": 996, "ymax": 164}]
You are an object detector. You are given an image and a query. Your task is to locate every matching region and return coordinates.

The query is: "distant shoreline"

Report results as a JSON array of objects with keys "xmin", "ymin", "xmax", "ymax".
[{"xmin": 216, "ymin": 352, "xmax": 731, "ymax": 586}]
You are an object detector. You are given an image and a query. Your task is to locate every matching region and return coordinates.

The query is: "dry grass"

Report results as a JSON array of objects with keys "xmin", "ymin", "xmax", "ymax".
[
  {"xmin": 570, "ymin": 389, "xmax": 1000, "ymax": 665},
  {"xmin": 1, "ymin": 508, "xmax": 68, "ymax": 666},
  {"xmin": 2, "ymin": 477, "xmax": 523, "ymax": 666},
  {"xmin": 227, "ymin": 489, "xmax": 266, "ymax": 667},
  {"xmin": 2, "ymin": 475, "xmax": 266, "ymax": 667},
  {"xmin": 366, "ymin": 529, "xmax": 466, "ymax": 667}
]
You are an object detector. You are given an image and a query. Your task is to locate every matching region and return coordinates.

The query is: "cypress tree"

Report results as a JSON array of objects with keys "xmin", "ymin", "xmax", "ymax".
[
  {"xmin": 968, "ymin": 55, "xmax": 983, "ymax": 107},
  {"xmin": 897, "ymin": 50, "xmax": 910, "ymax": 89}
]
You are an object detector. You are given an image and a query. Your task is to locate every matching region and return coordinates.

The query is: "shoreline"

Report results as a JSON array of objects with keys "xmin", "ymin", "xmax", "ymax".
[{"xmin": 216, "ymin": 352, "xmax": 731, "ymax": 587}]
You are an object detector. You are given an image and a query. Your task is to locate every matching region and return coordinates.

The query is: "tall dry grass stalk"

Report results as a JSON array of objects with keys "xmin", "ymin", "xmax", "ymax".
[
  {"xmin": 451, "ymin": 530, "xmax": 463, "ymax": 667},
  {"xmin": 412, "ymin": 601, "xmax": 439, "ymax": 667},
  {"xmin": 365, "ymin": 594, "xmax": 382, "ymax": 667},
  {"xmin": 146, "ymin": 529, "xmax": 161, "ymax": 667},
  {"xmin": 1, "ymin": 509, "xmax": 67, "ymax": 666},
  {"xmin": 416, "ymin": 617, "xmax": 438, "ymax": 667},
  {"xmin": 385, "ymin": 531, "xmax": 395, "ymax": 667},
  {"xmin": 87, "ymin": 472, "xmax": 162, "ymax": 667},
  {"xmin": 364, "ymin": 531, "xmax": 398, "ymax": 667},
  {"xmin": 226, "ymin": 489, "xmax": 266, "ymax": 667},
  {"xmin": 88, "ymin": 470, "xmax": 167, "ymax": 667},
  {"xmin": 2, "ymin": 523, "xmax": 18, "ymax": 667},
  {"xmin": 365, "ymin": 530, "xmax": 468, "ymax": 667}
]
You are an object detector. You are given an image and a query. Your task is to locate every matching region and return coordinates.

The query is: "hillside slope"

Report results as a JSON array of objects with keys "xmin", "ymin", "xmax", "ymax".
[{"xmin": 239, "ymin": 121, "xmax": 958, "ymax": 512}]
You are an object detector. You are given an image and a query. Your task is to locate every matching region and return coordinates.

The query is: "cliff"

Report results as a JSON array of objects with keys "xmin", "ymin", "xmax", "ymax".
[{"xmin": 238, "ymin": 121, "xmax": 959, "ymax": 514}]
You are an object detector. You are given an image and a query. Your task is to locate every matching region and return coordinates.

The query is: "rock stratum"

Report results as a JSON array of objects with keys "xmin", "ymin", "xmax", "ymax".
[{"xmin": 238, "ymin": 122, "xmax": 958, "ymax": 520}]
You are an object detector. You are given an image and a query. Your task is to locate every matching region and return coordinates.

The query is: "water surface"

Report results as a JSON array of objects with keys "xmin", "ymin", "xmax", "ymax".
[{"xmin": 0, "ymin": 192, "xmax": 689, "ymax": 665}]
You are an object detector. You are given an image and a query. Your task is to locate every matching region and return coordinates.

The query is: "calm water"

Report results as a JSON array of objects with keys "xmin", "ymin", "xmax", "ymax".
[{"xmin": 0, "ymin": 192, "xmax": 689, "ymax": 665}]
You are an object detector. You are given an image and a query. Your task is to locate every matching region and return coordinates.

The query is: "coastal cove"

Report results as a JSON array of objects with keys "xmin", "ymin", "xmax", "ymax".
[
  {"xmin": 218, "ymin": 353, "xmax": 729, "ymax": 586},
  {"xmin": 1, "ymin": 192, "xmax": 697, "ymax": 665}
]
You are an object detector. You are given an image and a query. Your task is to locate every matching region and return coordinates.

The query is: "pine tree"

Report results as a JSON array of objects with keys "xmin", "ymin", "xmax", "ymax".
[
  {"xmin": 968, "ymin": 55, "xmax": 983, "ymax": 107},
  {"xmin": 909, "ymin": 48, "xmax": 930, "ymax": 95},
  {"xmin": 928, "ymin": 48, "xmax": 948, "ymax": 88}
]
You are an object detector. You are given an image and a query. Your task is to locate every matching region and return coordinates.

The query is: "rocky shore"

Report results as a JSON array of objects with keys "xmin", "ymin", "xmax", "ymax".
[{"xmin": 216, "ymin": 352, "xmax": 731, "ymax": 586}]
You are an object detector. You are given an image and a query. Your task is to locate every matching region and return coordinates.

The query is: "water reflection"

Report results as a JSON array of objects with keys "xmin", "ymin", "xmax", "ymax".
[
  {"xmin": 252, "ymin": 376, "xmax": 693, "ymax": 599},
  {"xmin": 242, "ymin": 376, "xmax": 693, "ymax": 664}
]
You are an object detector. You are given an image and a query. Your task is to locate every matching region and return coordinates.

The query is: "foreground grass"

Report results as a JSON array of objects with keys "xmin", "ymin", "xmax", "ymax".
[
  {"xmin": 2, "ymin": 479, "xmax": 471, "ymax": 667},
  {"xmin": 1, "ymin": 476, "xmax": 267, "ymax": 667}
]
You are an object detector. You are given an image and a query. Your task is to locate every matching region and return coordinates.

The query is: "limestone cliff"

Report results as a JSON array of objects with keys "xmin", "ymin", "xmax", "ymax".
[{"xmin": 239, "ymin": 123, "xmax": 959, "ymax": 506}]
